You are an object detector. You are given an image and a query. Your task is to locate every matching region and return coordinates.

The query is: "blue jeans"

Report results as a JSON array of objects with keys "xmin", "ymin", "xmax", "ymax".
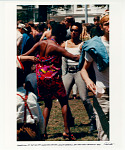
[{"xmin": 25, "ymin": 73, "xmax": 38, "ymax": 98}]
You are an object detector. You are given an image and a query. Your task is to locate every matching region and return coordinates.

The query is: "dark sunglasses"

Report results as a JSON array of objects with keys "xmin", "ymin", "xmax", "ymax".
[{"xmin": 70, "ymin": 29, "xmax": 79, "ymax": 32}]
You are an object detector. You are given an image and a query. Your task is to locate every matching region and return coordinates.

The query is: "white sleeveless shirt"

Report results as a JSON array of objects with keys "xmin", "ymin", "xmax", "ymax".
[{"xmin": 65, "ymin": 41, "xmax": 83, "ymax": 66}]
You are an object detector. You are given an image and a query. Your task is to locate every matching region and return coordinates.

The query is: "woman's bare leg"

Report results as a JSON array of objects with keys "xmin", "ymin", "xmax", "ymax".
[
  {"xmin": 61, "ymin": 104, "xmax": 70, "ymax": 133},
  {"xmin": 43, "ymin": 100, "xmax": 52, "ymax": 135},
  {"xmin": 58, "ymin": 96, "xmax": 70, "ymax": 133}
]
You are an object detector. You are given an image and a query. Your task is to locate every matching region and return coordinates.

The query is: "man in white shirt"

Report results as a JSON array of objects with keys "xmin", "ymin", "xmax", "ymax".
[
  {"xmin": 17, "ymin": 23, "xmax": 28, "ymax": 55},
  {"xmin": 80, "ymin": 15, "xmax": 109, "ymax": 141}
]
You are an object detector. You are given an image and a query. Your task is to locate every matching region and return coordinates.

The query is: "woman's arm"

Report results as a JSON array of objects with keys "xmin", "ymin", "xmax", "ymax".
[
  {"xmin": 40, "ymin": 31, "xmax": 47, "ymax": 41},
  {"xmin": 80, "ymin": 59, "xmax": 96, "ymax": 95},
  {"xmin": 56, "ymin": 46, "xmax": 80, "ymax": 61},
  {"xmin": 20, "ymin": 56, "xmax": 38, "ymax": 63}
]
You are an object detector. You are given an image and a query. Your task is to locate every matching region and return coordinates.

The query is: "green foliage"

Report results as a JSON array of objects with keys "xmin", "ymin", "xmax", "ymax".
[{"xmin": 17, "ymin": 10, "xmax": 33, "ymax": 23}]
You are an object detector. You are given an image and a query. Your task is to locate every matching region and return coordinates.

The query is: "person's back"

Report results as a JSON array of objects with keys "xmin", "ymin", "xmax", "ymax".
[
  {"xmin": 28, "ymin": 21, "xmax": 39, "ymax": 39},
  {"xmin": 35, "ymin": 23, "xmax": 47, "ymax": 43},
  {"xmin": 40, "ymin": 20, "xmax": 55, "ymax": 41},
  {"xmin": 17, "ymin": 68, "xmax": 44, "ymax": 141}
]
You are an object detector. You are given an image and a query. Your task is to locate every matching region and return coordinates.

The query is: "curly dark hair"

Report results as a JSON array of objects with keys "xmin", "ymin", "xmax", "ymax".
[
  {"xmin": 52, "ymin": 23, "xmax": 67, "ymax": 44},
  {"xmin": 71, "ymin": 22, "xmax": 82, "ymax": 34}
]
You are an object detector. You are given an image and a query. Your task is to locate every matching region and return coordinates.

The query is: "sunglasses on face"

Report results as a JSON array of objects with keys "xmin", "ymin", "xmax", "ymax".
[{"xmin": 70, "ymin": 29, "xmax": 79, "ymax": 32}]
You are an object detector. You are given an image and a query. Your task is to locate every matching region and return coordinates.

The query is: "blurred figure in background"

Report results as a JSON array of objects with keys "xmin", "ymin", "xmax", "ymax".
[
  {"xmin": 28, "ymin": 21, "xmax": 39, "ymax": 40},
  {"xmin": 80, "ymin": 24, "xmax": 91, "ymax": 41},
  {"xmin": 64, "ymin": 16, "xmax": 75, "ymax": 40},
  {"xmin": 17, "ymin": 23, "xmax": 23, "ymax": 55},
  {"xmin": 90, "ymin": 16, "xmax": 103, "ymax": 38},
  {"xmin": 40, "ymin": 20, "xmax": 55, "ymax": 41},
  {"xmin": 19, "ymin": 24, "xmax": 35, "ymax": 77},
  {"xmin": 35, "ymin": 23, "xmax": 47, "ymax": 43}
]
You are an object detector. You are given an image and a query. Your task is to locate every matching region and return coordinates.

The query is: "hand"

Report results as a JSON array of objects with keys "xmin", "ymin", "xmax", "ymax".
[
  {"xmin": 75, "ymin": 54, "xmax": 80, "ymax": 61},
  {"xmin": 30, "ymin": 56, "xmax": 39, "ymax": 63},
  {"xmin": 86, "ymin": 79, "xmax": 96, "ymax": 95},
  {"xmin": 33, "ymin": 56, "xmax": 39, "ymax": 64}
]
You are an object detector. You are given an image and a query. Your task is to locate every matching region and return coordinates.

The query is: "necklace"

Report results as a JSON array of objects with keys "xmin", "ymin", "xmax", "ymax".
[{"xmin": 51, "ymin": 38, "xmax": 58, "ymax": 45}]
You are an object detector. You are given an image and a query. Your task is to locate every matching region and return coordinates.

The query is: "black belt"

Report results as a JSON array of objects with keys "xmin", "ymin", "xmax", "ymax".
[{"xmin": 67, "ymin": 65, "xmax": 79, "ymax": 73}]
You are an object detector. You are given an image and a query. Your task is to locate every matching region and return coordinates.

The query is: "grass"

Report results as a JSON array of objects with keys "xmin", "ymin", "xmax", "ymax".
[{"xmin": 39, "ymin": 91, "xmax": 98, "ymax": 141}]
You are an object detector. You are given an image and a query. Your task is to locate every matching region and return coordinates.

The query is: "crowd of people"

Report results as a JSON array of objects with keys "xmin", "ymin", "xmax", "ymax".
[{"xmin": 16, "ymin": 14, "xmax": 109, "ymax": 141}]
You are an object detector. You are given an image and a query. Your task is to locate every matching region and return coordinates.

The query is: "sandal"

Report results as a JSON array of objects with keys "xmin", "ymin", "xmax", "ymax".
[
  {"xmin": 73, "ymin": 94, "xmax": 76, "ymax": 99},
  {"xmin": 44, "ymin": 133, "xmax": 48, "ymax": 139},
  {"xmin": 63, "ymin": 132, "xmax": 76, "ymax": 141}
]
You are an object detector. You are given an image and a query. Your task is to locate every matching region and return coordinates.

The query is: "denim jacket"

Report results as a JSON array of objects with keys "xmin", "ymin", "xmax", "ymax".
[{"xmin": 78, "ymin": 36, "xmax": 109, "ymax": 72}]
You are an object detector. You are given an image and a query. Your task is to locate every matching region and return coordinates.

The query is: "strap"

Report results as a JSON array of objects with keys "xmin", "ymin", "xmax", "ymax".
[
  {"xmin": 17, "ymin": 56, "xmax": 24, "ymax": 70},
  {"xmin": 17, "ymin": 91, "xmax": 34, "ymax": 123},
  {"xmin": 65, "ymin": 41, "xmax": 68, "ymax": 49},
  {"xmin": 78, "ymin": 42, "xmax": 83, "ymax": 49}
]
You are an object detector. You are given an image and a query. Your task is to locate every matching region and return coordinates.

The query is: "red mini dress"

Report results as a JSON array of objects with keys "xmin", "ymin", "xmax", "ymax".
[{"xmin": 36, "ymin": 55, "xmax": 67, "ymax": 101}]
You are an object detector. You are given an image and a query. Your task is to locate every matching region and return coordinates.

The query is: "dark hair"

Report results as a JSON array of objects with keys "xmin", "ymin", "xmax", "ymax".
[
  {"xmin": 28, "ymin": 21, "xmax": 35, "ymax": 28},
  {"xmin": 17, "ymin": 68, "xmax": 25, "ymax": 88},
  {"xmin": 25, "ymin": 26, "xmax": 31, "ymax": 34},
  {"xmin": 38, "ymin": 23, "xmax": 47, "ymax": 32},
  {"xmin": 49, "ymin": 21, "xmax": 56, "ymax": 29},
  {"xmin": 52, "ymin": 23, "xmax": 67, "ymax": 44},
  {"xmin": 71, "ymin": 22, "xmax": 82, "ymax": 34},
  {"xmin": 65, "ymin": 16, "xmax": 75, "ymax": 25},
  {"xmin": 83, "ymin": 23, "xmax": 95, "ymax": 33},
  {"xmin": 25, "ymin": 81, "xmax": 34, "ymax": 93},
  {"xmin": 94, "ymin": 16, "xmax": 100, "ymax": 21}
]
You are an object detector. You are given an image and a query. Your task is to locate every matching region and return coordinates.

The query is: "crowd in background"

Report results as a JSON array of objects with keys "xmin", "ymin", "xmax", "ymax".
[{"xmin": 17, "ymin": 13, "xmax": 109, "ymax": 141}]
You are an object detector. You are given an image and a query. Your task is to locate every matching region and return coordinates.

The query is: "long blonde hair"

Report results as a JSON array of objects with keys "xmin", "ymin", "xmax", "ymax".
[{"xmin": 80, "ymin": 24, "xmax": 90, "ymax": 41}]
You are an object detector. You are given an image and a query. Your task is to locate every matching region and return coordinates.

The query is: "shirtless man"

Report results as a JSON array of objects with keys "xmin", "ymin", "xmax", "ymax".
[{"xmin": 22, "ymin": 23, "xmax": 79, "ymax": 140}]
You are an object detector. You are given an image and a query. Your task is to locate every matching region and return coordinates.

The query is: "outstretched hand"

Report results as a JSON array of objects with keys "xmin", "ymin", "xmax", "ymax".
[
  {"xmin": 86, "ymin": 79, "xmax": 96, "ymax": 95},
  {"xmin": 32, "ymin": 56, "xmax": 39, "ymax": 64},
  {"xmin": 19, "ymin": 55, "xmax": 39, "ymax": 63}
]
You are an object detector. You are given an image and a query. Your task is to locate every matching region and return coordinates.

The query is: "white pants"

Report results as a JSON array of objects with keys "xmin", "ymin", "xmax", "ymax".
[{"xmin": 93, "ymin": 92, "xmax": 109, "ymax": 141}]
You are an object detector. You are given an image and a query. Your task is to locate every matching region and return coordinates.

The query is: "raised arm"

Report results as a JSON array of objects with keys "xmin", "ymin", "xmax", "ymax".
[
  {"xmin": 80, "ymin": 59, "xmax": 96, "ymax": 95},
  {"xmin": 40, "ymin": 31, "xmax": 47, "ymax": 41},
  {"xmin": 21, "ymin": 42, "xmax": 40, "ymax": 56}
]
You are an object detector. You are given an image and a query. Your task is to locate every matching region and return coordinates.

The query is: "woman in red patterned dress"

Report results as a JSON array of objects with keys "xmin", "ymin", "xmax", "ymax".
[{"xmin": 22, "ymin": 23, "xmax": 80, "ymax": 140}]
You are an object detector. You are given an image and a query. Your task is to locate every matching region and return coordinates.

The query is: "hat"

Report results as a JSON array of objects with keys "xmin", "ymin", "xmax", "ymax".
[{"xmin": 18, "ymin": 23, "xmax": 28, "ymax": 31}]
